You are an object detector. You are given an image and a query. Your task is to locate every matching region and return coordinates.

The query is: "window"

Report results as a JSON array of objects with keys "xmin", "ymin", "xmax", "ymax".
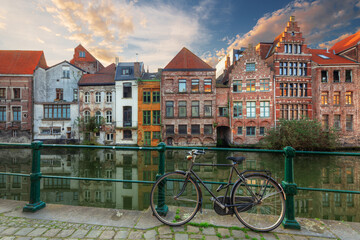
[
  {"xmin": 106, "ymin": 111, "xmax": 112, "ymax": 123},
  {"xmin": 153, "ymin": 131, "xmax": 161, "ymax": 139},
  {"xmin": 321, "ymin": 92, "xmax": 328, "ymax": 105},
  {"xmin": 204, "ymin": 100, "xmax": 212, "ymax": 117},
  {"xmin": 79, "ymin": 51, "xmax": 85, "ymax": 57},
  {"xmin": 12, "ymin": 107, "xmax": 21, "ymax": 121},
  {"xmin": 84, "ymin": 92, "xmax": 90, "ymax": 103},
  {"xmin": 299, "ymin": 83, "xmax": 307, "ymax": 97},
  {"xmin": 345, "ymin": 70, "xmax": 352, "ymax": 82},
  {"xmin": 165, "ymin": 101, "xmax": 174, "ymax": 117},
  {"xmin": 179, "ymin": 125, "xmax": 187, "ymax": 135},
  {"xmin": 259, "ymin": 127, "xmax": 265, "ymax": 136},
  {"xmin": 346, "ymin": 91, "xmax": 353, "ymax": 105},
  {"xmin": 297, "ymin": 45, "xmax": 301, "ymax": 54},
  {"xmin": 106, "ymin": 133, "xmax": 113, "ymax": 141},
  {"xmin": 300, "ymin": 104, "xmax": 308, "ymax": 117},
  {"xmin": 191, "ymin": 101, "xmax": 199, "ymax": 117},
  {"xmin": 246, "ymin": 127, "xmax": 256, "ymax": 136},
  {"xmin": 179, "ymin": 79, "xmax": 186, "ymax": 92},
  {"xmin": 73, "ymin": 89, "xmax": 78, "ymax": 101},
  {"xmin": 334, "ymin": 114, "xmax": 341, "ymax": 130},
  {"xmin": 143, "ymin": 111, "xmax": 151, "ymax": 125},
  {"xmin": 347, "ymin": 194, "xmax": 354, "ymax": 207},
  {"xmin": 144, "ymin": 131, "xmax": 151, "ymax": 145},
  {"xmin": 233, "ymin": 80, "xmax": 242, "ymax": 92},
  {"xmin": 204, "ymin": 79, "xmax": 212, "ymax": 92},
  {"xmin": 143, "ymin": 91, "xmax": 151, "ymax": 103},
  {"xmin": 191, "ymin": 79, "xmax": 199, "ymax": 92},
  {"xmin": 123, "ymin": 130, "xmax": 132, "ymax": 139},
  {"xmin": 44, "ymin": 105, "xmax": 70, "ymax": 119},
  {"xmin": 288, "ymin": 44, "xmax": 292, "ymax": 53},
  {"xmin": 178, "ymin": 101, "xmax": 187, "ymax": 117},
  {"xmin": 106, "ymin": 92, "xmax": 112, "ymax": 103},
  {"xmin": 13, "ymin": 88, "xmax": 20, "ymax": 99},
  {"xmin": 153, "ymin": 91, "xmax": 160, "ymax": 103},
  {"xmin": 0, "ymin": 88, "xmax": 5, "ymax": 98},
  {"xmin": 122, "ymin": 68, "xmax": 130, "ymax": 75},
  {"xmin": 84, "ymin": 111, "xmax": 90, "ymax": 123},
  {"xmin": 290, "ymin": 104, "xmax": 299, "ymax": 120},
  {"xmin": 62, "ymin": 66, "xmax": 70, "ymax": 78},
  {"xmin": 166, "ymin": 125, "xmax": 174, "ymax": 135},
  {"xmin": 153, "ymin": 110, "xmax": 160, "ymax": 125},
  {"xmin": 219, "ymin": 107, "xmax": 228, "ymax": 117},
  {"xmin": 333, "ymin": 70, "xmax": 340, "ymax": 83},
  {"xmin": 237, "ymin": 127, "xmax": 242, "ymax": 135},
  {"xmin": 346, "ymin": 115, "xmax": 353, "ymax": 131},
  {"xmin": 246, "ymin": 102, "xmax": 256, "ymax": 118},
  {"xmin": 334, "ymin": 193, "xmax": 341, "ymax": 207},
  {"xmin": 246, "ymin": 63, "xmax": 255, "ymax": 72},
  {"xmin": 333, "ymin": 92, "xmax": 340, "ymax": 105},
  {"xmin": 123, "ymin": 168, "xmax": 132, "ymax": 189},
  {"xmin": 260, "ymin": 101, "xmax": 270, "ymax": 118},
  {"xmin": 204, "ymin": 124, "xmax": 213, "ymax": 135},
  {"xmin": 191, "ymin": 125, "xmax": 200, "ymax": 134},
  {"xmin": 0, "ymin": 107, "xmax": 6, "ymax": 122},
  {"xmin": 280, "ymin": 83, "xmax": 288, "ymax": 96},
  {"xmin": 284, "ymin": 44, "xmax": 288, "ymax": 53},
  {"xmin": 280, "ymin": 104, "xmax": 289, "ymax": 119},
  {"xmin": 233, "ymin": 102, "xmax": 242, "ymax": 118},
  {"xmin": 346, "ymin": 167, "xmax": 354, "ymax": 184},
  {"xmin": 322, "ymin": 115, "xmax": 329, "ymax": 129},
  {"xmin": 260, "ymin": 79, "xmax": 270, "ymax": 91},
  {"xmin": 56, "ymin": 88, "xmax": 63, "ymax": 100},
  {"xmin": 246, "ymin": 80, "xmax": 255, "ymax": 92},
  {"xmin": 95, "ymin": 92, "xmax": 101, "ymax": 103},
  {"xmin": 123, "ymin": 83, "xmax": 132, "ymax": 98},
  {"xmin": 123, "ymin": 106, "xmax": 132, "ymax": 127},
  {"xmin": 95, "ymin": 111, "xmax": 102, "ymax": 124}
]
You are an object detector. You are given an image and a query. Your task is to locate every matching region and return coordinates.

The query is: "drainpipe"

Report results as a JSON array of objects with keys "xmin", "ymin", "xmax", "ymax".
[
  {"xmin": 228, "ymin": 92, "xmax": 232, "ymax": 144},
  {"xmin": 273, "ymin": 75, "xmax": 276, "ymax": 129}
]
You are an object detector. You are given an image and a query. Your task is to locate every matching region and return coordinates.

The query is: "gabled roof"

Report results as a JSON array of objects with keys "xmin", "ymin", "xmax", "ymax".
[
  {"xmin": 310, "ymin": 49, "xmax": 356, "ymax": 65},
  {"xmin": 164, "ymin": 47, "xmax": 214, "ymax": 71},
  {"xmin": 70, "ymin": 44, "xmax": 104, "ymax": 68},
  {"xmin": 330, "ymin": 31, "xmax": 360, "ymax": 54},
  {"xmin": 78, "ymin": 63, "xmax": 115, "ymax": 86},
  {"xmin": 0, "ymin": 50, "xmax": 47, "ymax": 74},
  {"xmin": 46, "ymin": 60, "xmax": 87, "ymax": 72}
]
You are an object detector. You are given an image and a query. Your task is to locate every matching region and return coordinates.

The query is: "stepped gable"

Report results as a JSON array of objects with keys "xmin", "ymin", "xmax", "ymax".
[
  {"xmin": 164, "ymin": 47, "xmax": 214, "ymax": 70},
  {"xmin": 0, "ymin": 50, "xmax": 47, "ymax": 74},
  {"xmin": 330, "ymin": 31, "xmax": 360, "ymax": 54},
  {"xmin": 310, "ymin": 49, "xmax": 356, "ymax": 65},
  {"xmin": 78, "ymin": 63, "xmax": 115, "ymax": 86},
  {"xmin": 70, "ymin": 44, "xmax": 104, "ymax": 68}
]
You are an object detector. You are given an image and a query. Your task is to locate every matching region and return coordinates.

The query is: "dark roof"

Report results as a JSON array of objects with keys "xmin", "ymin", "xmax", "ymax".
[
  {"xmin": 115, "ymin": 62, "xmax": 135, "ymax": 80},
  {"xmin": 78, "ymin": 63, "xmax": 115, "ymax": 86},
  {"xmin": 141, "ymin": 72, "xmax": 160, "ymax": 80},
  {"xmin": 330, "ymin": 31, "xmax": 360, "ymax": 54},
  {"xmin": 164, "ymin": 47, "xmax": 215, "ymax": 71},
  {"xmin": 310, "ymin": 49, "xmax": 357, "ymax": 65},
  {"xmin": 0, "ymin": 50, "xmax": 47, "ymax": 74}
]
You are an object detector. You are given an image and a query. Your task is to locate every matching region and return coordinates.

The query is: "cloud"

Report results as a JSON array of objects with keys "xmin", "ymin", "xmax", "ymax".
[
  {"xmin": 37, "ymin": 37, "xmax": 45, "ymax": 44},
  {"xmin": 219, "ymin": 0, "xmax": 360, "ymax": 57},
  {"xmin": 0, "ymin": 9, "xmax": 6, "ymax": 30},
  {"xmin": 318, "ymin": 33, "xmax": 353, "ymax": 49},
  {"xmin": 39, "ymin": 26, "xmax": 52, "ymax": 32}
]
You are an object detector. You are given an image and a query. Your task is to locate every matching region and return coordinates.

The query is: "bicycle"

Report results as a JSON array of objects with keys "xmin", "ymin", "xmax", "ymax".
[{"xmin": 150, "ymin": 149, "xmax": 286, "ymax": 232}]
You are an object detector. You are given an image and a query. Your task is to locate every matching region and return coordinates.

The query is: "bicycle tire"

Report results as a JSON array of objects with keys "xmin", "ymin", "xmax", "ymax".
[
  {"xmin": 231, "ymin": 173, "xmax": 286, "ymax": 232},
  {"xmin": 150, "ymin": 171, "xmax": 201, "ymax": 226}
]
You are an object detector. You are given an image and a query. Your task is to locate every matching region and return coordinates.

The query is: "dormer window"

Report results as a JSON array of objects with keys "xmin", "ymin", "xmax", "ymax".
[
  {"xmin": 122, "ymin": 68, "xmax": 130, "ymax": 75},
  {"xmin": 79, "ymin": 51, "xmax": 86, "ymax": 58}
]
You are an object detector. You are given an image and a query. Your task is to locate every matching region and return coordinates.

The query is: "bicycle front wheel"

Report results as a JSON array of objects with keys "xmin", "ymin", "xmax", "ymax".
[
  {"xmin": 150, "ymin": 171, "xmax": 201, "ymax": 226},
  {"xmin": 232, "ymin": 174, "xmax": 285, "ymax": 232}
]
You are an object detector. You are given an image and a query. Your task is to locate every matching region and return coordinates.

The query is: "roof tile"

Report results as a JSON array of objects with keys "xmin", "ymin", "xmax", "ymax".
[
  {"xmin": 310, "ymin": 49, "xmax": 356, "ymax": 65},
  {"xmin": 0, "ymin": 50, "xmax": 47, "ymax": 74},
  {"xmin": 164, "ymin": 47, "xmax": 214, "ymax": 70},
  {"xmin": 330, "ymin": 31, "xmax": 360, "ymax": 54}
]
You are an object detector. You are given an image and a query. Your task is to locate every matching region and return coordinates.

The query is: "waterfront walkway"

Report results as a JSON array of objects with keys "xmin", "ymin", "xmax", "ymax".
[{"xmin": 0, "ymin": 199, "xmax": 359, "ymax": 240}]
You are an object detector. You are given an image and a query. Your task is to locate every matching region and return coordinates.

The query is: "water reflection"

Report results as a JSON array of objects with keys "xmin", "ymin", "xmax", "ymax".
[{"xmin": 0, "ymin": 148, "xmax": 359, "ymax": 222}]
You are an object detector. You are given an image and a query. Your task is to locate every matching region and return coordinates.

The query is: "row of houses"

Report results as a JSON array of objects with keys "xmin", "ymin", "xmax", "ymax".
[{"xmin": 0, "ymin": 16, "xmax": 359, "ymax": 146}]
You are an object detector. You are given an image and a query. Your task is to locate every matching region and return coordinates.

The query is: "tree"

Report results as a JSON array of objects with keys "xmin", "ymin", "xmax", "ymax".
[
  {"xmin": 76, "ymin": 116, "xmax": 104, "ymax": 144},
  {"xmin": 261, "ymin": 118, "xmax": 339, "ymax": 151}
]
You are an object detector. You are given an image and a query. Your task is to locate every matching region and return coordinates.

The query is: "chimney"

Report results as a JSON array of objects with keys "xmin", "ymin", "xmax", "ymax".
[
  {"xmin": 115, "ymin": 57, "xmax": 119, "ymax": 65},
  {"xmin": 134, "ymin": 62, "xmax": 141, "ymax": 78}
]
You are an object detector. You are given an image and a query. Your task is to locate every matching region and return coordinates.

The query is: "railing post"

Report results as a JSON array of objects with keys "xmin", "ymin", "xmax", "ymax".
[
  {"xmin": 281, "ymin": 146, "xmax": 300, "ymax": 229},
  {"xmin": 155, "ymin": 142, "xmax": 168, "ymax": 215},
  {"xmin": 23, "ymin": 141, "xmax": 46, "ymax": 212}
]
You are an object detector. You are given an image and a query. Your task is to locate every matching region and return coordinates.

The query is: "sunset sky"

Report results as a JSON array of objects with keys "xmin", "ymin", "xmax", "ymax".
[{"xmin": 1, "ymin": 0, "xmax": 359, "ymax": 71}]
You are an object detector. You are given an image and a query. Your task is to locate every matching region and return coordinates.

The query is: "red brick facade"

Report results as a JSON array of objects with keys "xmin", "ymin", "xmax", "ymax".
[{"xmin": 70, "ymin": 44, "xmax": 104, "ymax": 74}]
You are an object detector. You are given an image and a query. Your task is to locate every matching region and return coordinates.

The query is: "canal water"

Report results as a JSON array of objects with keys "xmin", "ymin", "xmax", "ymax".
[{"xmin": 0, "ymin": 147, "xmax": 359, "ymax": 222}]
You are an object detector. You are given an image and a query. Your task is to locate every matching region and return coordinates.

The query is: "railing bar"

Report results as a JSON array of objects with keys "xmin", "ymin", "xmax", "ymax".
[
  {"xmin": 0, "ymin": 172, "xmax": 30, "ymax": 177},
  {"xmin": 297, "ymin": 187, "xmax": 360, "ymax": 194},
  {"xmin": 41, "ymin": 144, "xmax": 158, "ymax": 151},
  {"xmin": 41, "ymin": 175, "xmax": 155, "ymax": 184}
]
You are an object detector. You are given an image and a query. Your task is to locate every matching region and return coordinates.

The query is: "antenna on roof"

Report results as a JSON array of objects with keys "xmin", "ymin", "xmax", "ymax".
[{"xmin": 136, "ymin": 53, "xmax": 138, "ymax": 62}]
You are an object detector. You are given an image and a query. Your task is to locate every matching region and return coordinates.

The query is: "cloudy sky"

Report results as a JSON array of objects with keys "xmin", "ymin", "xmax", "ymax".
[{"xmin": 1, "ymin": 0, "xmax": 359, "ymax": 71}]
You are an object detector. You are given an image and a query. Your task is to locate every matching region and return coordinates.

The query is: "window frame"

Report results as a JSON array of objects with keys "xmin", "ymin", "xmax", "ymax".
[
  {"xmin": 178, "ymin": 79, "xmax": 187, "ymax": 93},
  {"xmin": 191, "ymin": 101, "xmax": 200, "ymax": 117},
  {"xmin": 204, "ymin": 79, "xmax": 212, "ymax": 93},
  {"xmin": 246, "ymin": 63, "xmax": 256, "ymax": 72},
  {"xmin": 246, "ymin": 101, "xmax": 256, "ymax": 118},
  {"xmin": 191, "ymin": 79, "xmax": 199, "ymax": 93},
  {"xmin": 123, "ymin": 83, "xmax": 132, "ymax": 98},
  {"xmin": 143, "ymin": 110, "xmax": 151, "ymax": 125},
  {"xmin": 246, "ymin": 126, "xmax": 256, "ymax": 136},
  {"xmin": 95, "ymin": 92, "xmax": 101, "ymax": 103}
]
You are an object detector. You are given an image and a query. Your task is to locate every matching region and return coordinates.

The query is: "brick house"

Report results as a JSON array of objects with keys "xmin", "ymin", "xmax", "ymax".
[
  {"xmin": 0, "ymin": 50, "xmax": 47, "ymax": 143},
  {"xmin": 70, "ymin": 44, "xmax": 104, "ymax": 74},
  {"xmin": 161, "ymin": 47, "xmax": 217, "ymax": 146},
  {"xmin": 257, "ymin": 16, "xmax": 313, "ymax": 123},
  {"xmin": 223, "ymin": 45, "xmax": 275, "ymax": 145},
  {"xmin": 78, "ymin": 64, "xmax": 116, "ymax": 144},
  {"xmin": 137, "ymin": 72, "xmax": 161, "ymax": 146}
]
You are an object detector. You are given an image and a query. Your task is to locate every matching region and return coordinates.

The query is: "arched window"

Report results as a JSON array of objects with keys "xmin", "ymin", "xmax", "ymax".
[
  {"xmin": 95, "ymin": 111, "xmax": 102, "ymax": 124},
  {"xmin": 95, "ymin": 92, "xmax": 101, "ymax": 103},
  {"xmin": 106, "ymin": 111, "xmax": 112, "ymax": 123},
  {"xmin": 84, "ymin": 92, "xmax": 90, "ymax": 103},
  {"xmin": 84, "ymin": 111, "xmax": 90, "ymax": 123},
  {"xmin": 106, "ymin": 92, "xmax": 112, "ymax": 103}
]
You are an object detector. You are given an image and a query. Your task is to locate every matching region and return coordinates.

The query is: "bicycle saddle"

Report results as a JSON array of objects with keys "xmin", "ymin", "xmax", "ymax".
[{"xmin": 226, "ymin": 156, "xmax": 245, "ymax": 164}]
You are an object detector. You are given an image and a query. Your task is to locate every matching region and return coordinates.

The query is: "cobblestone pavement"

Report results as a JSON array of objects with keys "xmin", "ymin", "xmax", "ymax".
[{"xmin": 1, "ymin": 200, "xmax": 360, "ymax": 240}]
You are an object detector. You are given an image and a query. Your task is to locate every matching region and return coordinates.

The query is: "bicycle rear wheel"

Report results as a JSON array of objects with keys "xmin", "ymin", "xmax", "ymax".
[
  {"xmin": 232, "ymin": 174, "xmax": 285, "ymax": 232},
  {"xmin": 150, "ymin": 171, "xmax": 201, "ymax": 226}
]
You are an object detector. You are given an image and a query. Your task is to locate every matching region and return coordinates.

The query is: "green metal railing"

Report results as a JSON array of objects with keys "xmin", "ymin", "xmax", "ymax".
[{"xmin": 0, "ymin": 141, "xmax": 360, "ymax": 230}]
